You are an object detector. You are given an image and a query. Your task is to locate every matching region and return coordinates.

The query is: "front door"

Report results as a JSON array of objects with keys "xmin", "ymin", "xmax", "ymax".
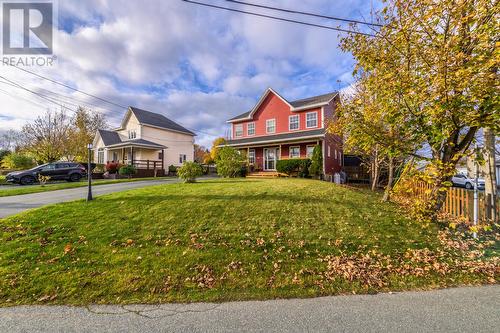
[{"xmin": 264, "ymin": 148, "xmax": 278, "ymax": 171}]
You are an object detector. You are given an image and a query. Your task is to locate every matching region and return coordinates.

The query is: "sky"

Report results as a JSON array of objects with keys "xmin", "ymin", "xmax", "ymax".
[{"xmin": 0, "ymin": 0, "xmax": 382, "ymax": 147}]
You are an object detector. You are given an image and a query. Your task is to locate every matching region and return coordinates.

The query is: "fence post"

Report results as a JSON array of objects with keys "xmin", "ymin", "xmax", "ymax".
[{"xmin": 147, "ymin": 160, "xmax": 150, "ymax": 170}]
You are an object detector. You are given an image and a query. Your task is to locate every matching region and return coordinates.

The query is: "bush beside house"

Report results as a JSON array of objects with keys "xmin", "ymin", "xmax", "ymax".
[
  {"xmin": 118, "ymin": 165, "xmax": 137, "ymax": 179},
  {"xmin": 216, "ymin": 146, "xmax": 246, "ymax": 178},
  {"xmin": 309, "ymin": 145, "xmax": 323, "ymax": 179},
  {"xmin": 177, "ymin": 161, "xmax": 203, "ymax": 183},
  {"xmin": 277, "ymin": 158, "xmax": 311, "ymax": 177}
]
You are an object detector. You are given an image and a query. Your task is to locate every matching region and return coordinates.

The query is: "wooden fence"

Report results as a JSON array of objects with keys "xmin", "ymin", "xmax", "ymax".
[{"xmin": 397, "ymin": 180, "xmax": 499, "ymax": 224}]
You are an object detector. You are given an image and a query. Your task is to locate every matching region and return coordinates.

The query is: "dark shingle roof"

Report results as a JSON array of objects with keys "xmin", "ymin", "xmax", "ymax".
[
  {"xmin": 129, "ymin": 107, "xmax": 195, "ymax": 135},
  {"xmin": 226, "ymin": 128, "xmax": 325, "ymax": 146},
  {"xmin": 107, "ymin": 138, "xmax": 166, "ymax": 148},
  {"xmin": 228, "ymin": 91, "xmax": 337, "ymax": 121},
  {"xmin": 228, "ymin": 110, "xmax": 251, "ymax": 121},
  {"xmin": 98, "ymin": 129, "xmax": 121, "ymax": 146},
  {"xmin": 289, "ymin": 92, "xmax": 338, "ymax": 108}
]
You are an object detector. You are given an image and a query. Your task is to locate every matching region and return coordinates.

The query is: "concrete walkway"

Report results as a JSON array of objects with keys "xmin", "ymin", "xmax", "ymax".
[
  {"xmin": 0, "ymin": 286, "xmax": 498, "ymax": 332},
  {"xmin": 0, "ymin": 178, "xmax": 181, "ymax": 218}
]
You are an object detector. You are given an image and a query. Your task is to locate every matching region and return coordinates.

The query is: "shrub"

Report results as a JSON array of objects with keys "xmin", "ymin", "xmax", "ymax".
[
  {"xmin": 37, "ymin": 174, "xmax": 51, "ymax": 187},
  {"xmin": 216, "ymin": 146, "xmax": 246, "ymax": 178},
  {"xmin": 276, "ymin": 158, "xmax": 311, "ymax": 177},
  {"xmin": 1, "ymin": 153, "xmax": 35, "ymax": 169},
  {"xmin": 177, "ymin": 161, "xmax": 203, "ymax": 183},
  {"xmin": 105, "ymin": 161, "xmax": 121, "ymax": 174},
  {"xmin": 168, "ymin": 164, "xmax": 177, "ymax": 175},
  {"xmin": 308, "ymin": 145, "xmax": 323, "ymax": 178},
  {"xmin": 118, "ymin": 165, "xmax": 137, "ymax": 179}
]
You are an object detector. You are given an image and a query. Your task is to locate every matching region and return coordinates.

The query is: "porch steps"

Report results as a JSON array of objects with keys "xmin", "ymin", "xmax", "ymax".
[{"xmin": 246, "ymin": 171, "xmax": 288, "ymax": 178}]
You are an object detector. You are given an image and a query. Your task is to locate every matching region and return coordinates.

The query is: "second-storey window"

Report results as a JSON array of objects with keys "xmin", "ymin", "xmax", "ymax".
[
  {"xmin": 247, "ymin": 122, "xmax": 255, "ymax": 135},
  {"xmin": 266, "ymin": 119, "xmax": 276, "ymax": 133},
  {"xmin": 128, "ymin": 129, "xmax": 137, "ymax": 139},
  {"xmin": 306, "ymin": 112, "xmax": 318, "ymax": 128},
  {"xmin": 234, "ymin": 124, "xmax": 243, "ymax": 137},
  {"xmin": 289, "ymin": 146, "xmax": 300, "ymax": 158},
  {"xmin": 289, "ymin": 115, "xmax": 299, "ymax": 130}
]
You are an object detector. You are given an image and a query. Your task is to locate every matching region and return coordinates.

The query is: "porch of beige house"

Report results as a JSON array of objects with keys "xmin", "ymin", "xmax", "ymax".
[{"xmin": 96, "ymin": 141, "xmax": 166, "ymax": 177}]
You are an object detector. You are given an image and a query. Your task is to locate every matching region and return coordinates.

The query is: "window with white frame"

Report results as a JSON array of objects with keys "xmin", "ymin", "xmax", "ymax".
[
  {"xmin": 179, "ymin": 154, "xmax": 187, "ymax": 164},
  {"xmin": 289, "ymin": 146, "xmax": 300, "ymax": 159},
  {"xmin": 248, "ymin": 149, "xmax": 255, "ymax": 164},
  {"xmin": 289, "ymin": 115, "xmax": 299, "ymax": 130},
  {"xmin": 306, "ymin": 112, "xmax": 318, "ymax": 128},
  {"xmin": 128, "ymin": 130, "xmax": 137, "ymax": 139},
  {"xmin": 97, "ymin": 148, "xmax": 104, "ymax": 164},
  {"xmin": 266, "ymin": 119, "xmax": 276, "ymax": 134},
  {"xmin": 247, "ymin": 122, "xmax": 255, "ymax": 136},
  {"xmin": 234, "ymin": 124, "xmax": 243, "ymax": 137},
  {"xmin": 306, "ymin": 145, "xmax": 315, "ymax": 158}
]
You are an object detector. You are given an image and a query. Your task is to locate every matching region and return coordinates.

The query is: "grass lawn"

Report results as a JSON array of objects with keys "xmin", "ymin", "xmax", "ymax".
[
  {"xmin": 0, "ymin": 178, "xmax": 497, "ymax": 306},
  {"xmin": 0, "ymin": 177, "xmax": 172, "ymax": 197}
]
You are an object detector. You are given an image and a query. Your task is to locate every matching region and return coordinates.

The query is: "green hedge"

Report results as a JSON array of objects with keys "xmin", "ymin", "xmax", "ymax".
[{"xmin": 276, "ymin": 158, "xmax": 311, "ymax": 177}]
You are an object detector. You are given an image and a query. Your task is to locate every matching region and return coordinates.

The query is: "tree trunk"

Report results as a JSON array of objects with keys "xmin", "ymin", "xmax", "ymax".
[
  {"xmin": 484, "ymin": 128, "xmax": 497, "ymax": 222},
  {"xmin": 371, "ymin": 147, "xmax": 379, "ymax": 191},
  {"xmin": 382, "ymin": 156, "xmax": 394, "ymax": 202}
]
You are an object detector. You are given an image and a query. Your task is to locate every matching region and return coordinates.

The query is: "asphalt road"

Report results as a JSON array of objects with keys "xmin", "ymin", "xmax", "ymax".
[
  {"xmin": 0, "ymin": 178, "xmax": 181, "ymax": 218},
  {"xmin": 0, "ymin": 286, "xmax": 498, "ymax": 333}
]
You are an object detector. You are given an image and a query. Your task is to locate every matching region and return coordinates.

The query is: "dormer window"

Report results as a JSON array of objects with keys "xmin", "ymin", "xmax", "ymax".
[
  {"xmin": 234, "ymin": 124, "xmax": 243, "ymax": 137},
  {"xmin": 128, "ymin": 130, "xmax": 137, "ymax": 139}
]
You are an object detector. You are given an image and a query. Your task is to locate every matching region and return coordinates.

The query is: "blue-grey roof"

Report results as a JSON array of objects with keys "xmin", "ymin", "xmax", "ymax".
[
  {"xmin": 129, "ymin": 107, "xmax": 195, "ymax": 135},
  {"xmin": 98, "ymin": 129, "xmax": 121, "ymax": 146},
  {"xmin": 97, "ymin": 130, "xmax": 166, "ymax": 148}
]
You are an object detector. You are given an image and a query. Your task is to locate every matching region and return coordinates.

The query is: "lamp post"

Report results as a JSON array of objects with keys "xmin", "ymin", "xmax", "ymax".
[{"xmin": 87, "ymin": 143, "xmax": 93, "ymax": 201}]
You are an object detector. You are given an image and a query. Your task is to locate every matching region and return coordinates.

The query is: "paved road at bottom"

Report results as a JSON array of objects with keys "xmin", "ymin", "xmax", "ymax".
[
  {"xmin": 0, "ymin": 286, "xmax": 498, "ymax": 333},
  {"xmin": 0, "ymin": 178, "xmax": 181, "ymax": 218}
]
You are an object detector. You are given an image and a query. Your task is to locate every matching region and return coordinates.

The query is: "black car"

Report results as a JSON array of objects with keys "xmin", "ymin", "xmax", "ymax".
[{"xmin": 6, "ymin": 162, "xmax": 87, "ymax": 185}]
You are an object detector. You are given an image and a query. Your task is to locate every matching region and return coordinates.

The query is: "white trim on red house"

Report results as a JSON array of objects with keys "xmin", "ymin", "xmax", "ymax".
[
  {"xmin": 289, "ymin": 114, "xmax": 300, "ymax": 131},
  {"xmin": 227, "ymin": 134, "xmax": 325, "ymax": 147},
  {"xmin": 226, "ymin": 90, "xmax": 339, "ymax": 123}
]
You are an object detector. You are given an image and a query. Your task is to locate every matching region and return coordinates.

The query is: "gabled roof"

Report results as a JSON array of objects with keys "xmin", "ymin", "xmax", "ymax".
[
  {"xmin": 106, "ymin": 138, "xmax": 166, "ymax": 149},
  {"xmin": 225, "ymin": 128, "xmax": 325, "ymax": 146},
  {"xmin": 97, "ymin": 129, "xmax": 121, "ymax": 146},
  {"xmin": 289, "ymin": 92, "xmax": 338, "ymax": 109},
  {"xmin": 121, "ymin": 106, "xmax": 195, "ymax": 136},
  {"xmin": 227, "ymin": 89, "xmax": 338, "ymax": 122}
]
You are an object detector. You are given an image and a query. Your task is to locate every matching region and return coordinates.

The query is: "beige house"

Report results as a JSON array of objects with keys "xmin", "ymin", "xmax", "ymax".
[{"xmin": 93, "ymin": 107, "xmax": 195, "ymax": 175}]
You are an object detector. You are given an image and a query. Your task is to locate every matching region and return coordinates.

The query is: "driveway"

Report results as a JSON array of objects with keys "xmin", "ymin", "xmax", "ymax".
[
  {"xmin": 0, "ymin": 178, "xmax": 181, "ymax": 218},
  {"xmin": 0, "ymin": 286, "xmax": 498, "ymax": 332}
]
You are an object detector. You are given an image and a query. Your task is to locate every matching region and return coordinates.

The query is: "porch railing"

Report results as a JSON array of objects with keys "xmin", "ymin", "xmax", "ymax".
[{"xmin": 115, "ymin": 159, "xmax": 163, "ymax": 170}]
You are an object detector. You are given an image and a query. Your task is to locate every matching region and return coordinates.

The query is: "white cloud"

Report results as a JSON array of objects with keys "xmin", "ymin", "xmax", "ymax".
[{"xmin": 1, "ymin": 0, "xmax": 377, "ymax": 146}]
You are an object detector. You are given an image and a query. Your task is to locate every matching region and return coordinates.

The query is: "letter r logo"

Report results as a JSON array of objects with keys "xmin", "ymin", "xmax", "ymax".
[{"xmin": 2, "ymin": 2, "xmax": 53, "ymax": 54}]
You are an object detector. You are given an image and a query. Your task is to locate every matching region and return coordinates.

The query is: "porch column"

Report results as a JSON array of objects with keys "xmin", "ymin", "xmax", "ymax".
[
  {"xmin": 131, "ymin": 147, "xmax": 134, "ymax": 166},
  {"xmin": 279, "ymin": 144, "xmax": 282, "ymax": 160},
  {"xmin": 122, "ymin": 148, "xmax": 125, "ymax": 164},
  {"xmin": 161, "ymin": 149, "xmax": 165, "ymax": 170}
]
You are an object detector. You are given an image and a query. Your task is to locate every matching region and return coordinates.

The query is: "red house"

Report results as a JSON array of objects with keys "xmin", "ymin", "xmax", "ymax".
[{"xmin": 225, "ymin": 88, "xmax": 343, "ymax": 176}]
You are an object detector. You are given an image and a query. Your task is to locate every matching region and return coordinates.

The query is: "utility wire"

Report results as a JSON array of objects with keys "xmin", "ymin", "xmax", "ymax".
[
  {"xmin": 6, "ymin": 64, "xmax": 128, "ymax": 109},
  {"xmin": 0, "ymin": 74, "xmax": 217, "ymax": 138},
  {"xmin": 224, "ymin": 0, "xmax": 383, "ymax": 27},
  {"xmin": 181, "ymin": 0, "xmax": 375, "ymax": 37}
]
